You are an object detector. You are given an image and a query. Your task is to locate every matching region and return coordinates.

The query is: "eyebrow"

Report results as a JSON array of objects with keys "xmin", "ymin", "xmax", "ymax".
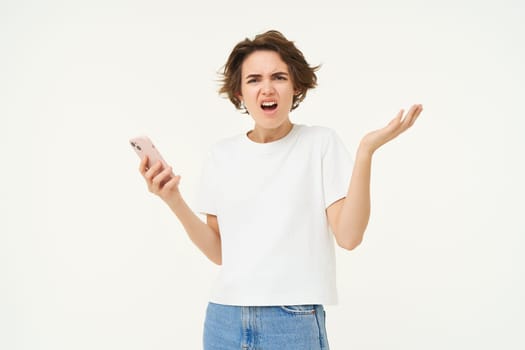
[{"xmin": 244, "ymin": 72, "xmax": 289, "ymax": 80}]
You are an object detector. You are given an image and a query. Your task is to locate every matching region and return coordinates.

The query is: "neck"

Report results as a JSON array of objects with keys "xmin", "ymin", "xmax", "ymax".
[{"xmin": 247, "ymin": 120, "xmax": 294, "ymax": 143}]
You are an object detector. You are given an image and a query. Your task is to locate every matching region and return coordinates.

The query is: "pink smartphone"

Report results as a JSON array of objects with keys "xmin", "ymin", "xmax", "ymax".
[{"xmin": 129, "ymin": 136, "xmax": 169, "ymax": 171}]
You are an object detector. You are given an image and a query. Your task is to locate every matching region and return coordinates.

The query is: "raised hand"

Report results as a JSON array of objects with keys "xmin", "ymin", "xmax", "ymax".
[{"xmin": 360, "ymin": 104, "xmax": 423, "ymax": 155}]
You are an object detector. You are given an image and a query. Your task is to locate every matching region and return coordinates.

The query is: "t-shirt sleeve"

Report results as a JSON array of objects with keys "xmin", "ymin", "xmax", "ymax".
[
  {"xmin": 195, "ymin": 150, "xmax": 218, "ymax": 216},
  {"xmin": 322, "ymin": 129, "xmax": 353, "ymax": 209}
]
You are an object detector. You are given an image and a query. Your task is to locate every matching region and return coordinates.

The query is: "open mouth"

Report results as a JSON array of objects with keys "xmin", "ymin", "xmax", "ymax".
[{"xmin": 261, "ymin": 101, "xmax": 278, "ymax": 111}]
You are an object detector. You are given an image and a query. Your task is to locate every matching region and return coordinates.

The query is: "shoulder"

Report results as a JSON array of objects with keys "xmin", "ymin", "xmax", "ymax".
[
  {"xmin": 296, "ymin": 124, "xmax": 341, "ymax": 148},
  {"xmin": 296, "ymin": 123, "xmax": 338, "ymax": 137},
  {"xmin": 205, "ymin": 132, "xmax": 244, "ymax": 160}
]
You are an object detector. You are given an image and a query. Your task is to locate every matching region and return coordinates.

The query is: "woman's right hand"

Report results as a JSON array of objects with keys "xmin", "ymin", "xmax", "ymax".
[
  {"xmin": 139, "ymin": 156, "xmax": 181, "ymax": 203},
  {"xmin": 139, "ymin": 157, "xmax": 221, "ymax": 265}
]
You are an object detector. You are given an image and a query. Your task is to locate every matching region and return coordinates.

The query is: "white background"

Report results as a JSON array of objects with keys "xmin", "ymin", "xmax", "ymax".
[{"xmin": 2, "ymin": 0, "xmax": 524, "ymax": 349}]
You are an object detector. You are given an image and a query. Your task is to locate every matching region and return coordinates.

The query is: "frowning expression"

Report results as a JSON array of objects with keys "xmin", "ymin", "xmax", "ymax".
[{"xmin": 239, "ymin": 50, "xmax": 296, "ymax": 129}]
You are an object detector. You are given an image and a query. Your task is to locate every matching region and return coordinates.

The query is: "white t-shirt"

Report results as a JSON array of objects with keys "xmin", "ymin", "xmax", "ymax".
[{"xmin": 196, "ymin": 124, "xmax": 353, "ymax": 306}]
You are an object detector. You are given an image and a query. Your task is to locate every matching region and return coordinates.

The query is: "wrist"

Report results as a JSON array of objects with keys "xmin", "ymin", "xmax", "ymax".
[
  {"xmin": 164, "ymin": 189, "xmax": 183, "ymax": 208},
  {"xmin": 357, "ymin": 142, "xmax": 375, "ymax": 159}
]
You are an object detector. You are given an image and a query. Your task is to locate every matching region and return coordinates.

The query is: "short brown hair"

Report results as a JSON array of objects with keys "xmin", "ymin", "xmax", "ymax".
[{"xmin": 219, "ymin": 30, "xmax": 319, "ymax": 112}]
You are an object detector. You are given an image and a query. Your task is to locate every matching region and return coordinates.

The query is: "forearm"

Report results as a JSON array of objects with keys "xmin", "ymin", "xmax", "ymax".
[
  {"xmin": 336, "ymin": 145, "xmax": 373, "ymax": 248},
  {"xmin": 165, "ymin": 192, "xmax": 222, "ymax": 265}
]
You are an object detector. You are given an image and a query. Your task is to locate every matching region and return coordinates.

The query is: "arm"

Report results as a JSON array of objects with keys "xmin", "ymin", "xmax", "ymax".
[
  {"xmin": 327, "ymin": 104, "xmax": 423, "ymax": 250},
  {"xmin": 140, "ymin": 158, "xmax": 222, "ymax": 265}
]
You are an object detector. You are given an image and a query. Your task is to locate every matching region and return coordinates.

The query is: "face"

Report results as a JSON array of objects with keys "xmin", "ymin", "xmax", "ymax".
[{"xmin": 239, "ymin": 50, "xmax": 296, "ymax": 130}]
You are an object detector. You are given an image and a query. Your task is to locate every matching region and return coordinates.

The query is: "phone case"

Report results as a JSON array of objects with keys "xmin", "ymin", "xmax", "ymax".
[{"xmin": 129, "ymin": 136, "xmax": 168, "ymax": 170}]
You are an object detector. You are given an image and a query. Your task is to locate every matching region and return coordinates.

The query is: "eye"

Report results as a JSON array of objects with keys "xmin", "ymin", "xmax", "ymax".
[{"xmin": 275, "ymin": 75, "xmax": 287, "ymax": 81}]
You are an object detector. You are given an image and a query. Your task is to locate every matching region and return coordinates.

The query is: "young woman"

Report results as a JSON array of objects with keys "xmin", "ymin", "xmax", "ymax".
[{"xmin": 139, "ymin": 30, "xmax": 422, "ymax": 350}]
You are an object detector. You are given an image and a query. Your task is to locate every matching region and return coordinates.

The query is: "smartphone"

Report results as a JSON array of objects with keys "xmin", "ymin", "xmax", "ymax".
[{"xmin": 129, "ymin": 136, "xmax": 169, "ymax": 171}]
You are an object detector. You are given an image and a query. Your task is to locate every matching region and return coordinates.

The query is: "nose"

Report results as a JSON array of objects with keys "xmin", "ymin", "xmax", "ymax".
[{"xmin": 261, "ymin": 80, "xmax": 275, "ymax": 95}]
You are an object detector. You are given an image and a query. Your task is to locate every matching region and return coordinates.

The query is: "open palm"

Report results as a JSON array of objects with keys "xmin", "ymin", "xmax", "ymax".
[{"xmin": 361, "ymin": 104, "xmax": 423, "ymax": 154}]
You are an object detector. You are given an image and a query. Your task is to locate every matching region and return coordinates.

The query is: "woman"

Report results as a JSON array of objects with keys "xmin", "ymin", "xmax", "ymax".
[{"xmin": 139, "ymin": 30, "xmax": 422, "ymax": 349}]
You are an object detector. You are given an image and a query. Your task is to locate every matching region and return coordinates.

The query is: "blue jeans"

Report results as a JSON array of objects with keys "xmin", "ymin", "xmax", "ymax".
[{"xmin": 203, "ymin": 302, "xmax": 330, "ymax": 349}]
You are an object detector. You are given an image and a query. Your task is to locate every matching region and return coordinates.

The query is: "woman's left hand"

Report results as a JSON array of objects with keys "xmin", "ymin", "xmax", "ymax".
[{"xmin": 360, "ymin": 104, "xmax": 423, "ymax": 155}]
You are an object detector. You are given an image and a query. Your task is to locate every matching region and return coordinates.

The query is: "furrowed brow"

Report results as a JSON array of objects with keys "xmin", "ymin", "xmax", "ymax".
[{"xmin": 245, "ymin": 74, "xmax": 262, "ymax": 80}]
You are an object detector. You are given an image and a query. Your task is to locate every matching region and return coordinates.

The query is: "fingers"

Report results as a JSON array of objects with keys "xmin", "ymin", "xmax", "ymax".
[
  {"xmin": 408, "ymin": 104, "xmax": 423, "ymax": 127},
  {"xmin": 361, "ymin": 103, "xmax": 423, "ymax": 152},
  {"xmin": 163, "ymin": 174, "xmax": 181, "ymax": 191},
  {"xmin": 143, "ymin": 160, "xmax": 163, "ymax": 182},
  {"xmin": 384, "ymin": 104, "xmax": 422, "ymax": 141},
  {"xmin": 143, "ymin": 161, "xmax": 180, "ymax": 196},
  {"xmin": 391, "ymin": 109, "xmax": 404, "ymax": 124},
  {"xmin": 140, "ymin": 160, "xmax": 167, "ymax": 190},
  {"xmin": 386, "ymin": 109, "xmax": 405, "ymax": 135},
  {"xmin": 151, "ymin": 165, "xmax": 173, "ymax": 189},
  {"xmin": 400, "ymin": 104, "xmax": 423, "ymax": 131},
  {"xmin": 400, "ymin": 104, "xmax": 416, "ymax": 122},
  {"xmin": 139, "ymin": 155, "xmax": 149, "ymax": 174}
]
